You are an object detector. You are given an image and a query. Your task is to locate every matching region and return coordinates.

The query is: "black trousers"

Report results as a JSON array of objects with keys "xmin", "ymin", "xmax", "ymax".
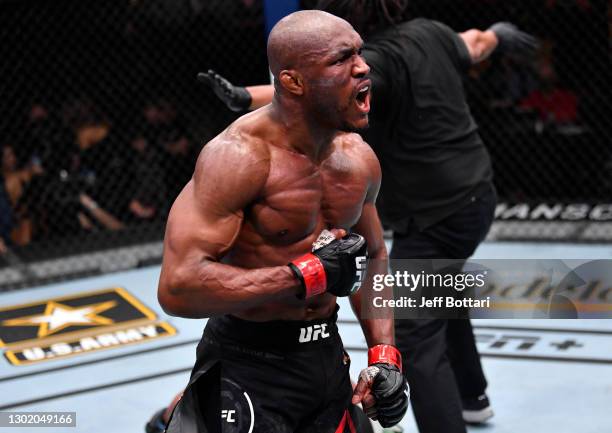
[{"xmin": 389, "ymin": 183, "xmax": 496, "ymax": 433}]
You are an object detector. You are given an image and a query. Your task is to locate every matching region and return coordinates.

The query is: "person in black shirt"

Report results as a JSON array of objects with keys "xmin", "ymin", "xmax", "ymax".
[
  {"xmin": 320, "ymin": 8, "xmax": 535, "ymax": 432},
  {"xmin": 197, "ymin": 2, "xmax": 537, "ymax": 432}
]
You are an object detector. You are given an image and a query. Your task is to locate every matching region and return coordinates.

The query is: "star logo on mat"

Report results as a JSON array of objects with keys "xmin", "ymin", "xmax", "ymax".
[{"xmin": 2, "ymin": 301, "xmax": 117, "ymax": 338}]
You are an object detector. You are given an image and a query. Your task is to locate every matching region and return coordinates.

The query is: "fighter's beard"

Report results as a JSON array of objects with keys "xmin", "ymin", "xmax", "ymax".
[
  {"xmin": 337, "ymin": 94, "xmax": 369, "ymax": 132},
  {"xmin": 339, "ymin": 117, "xmax": 369, "ymax": 133},
  {"xmin": 310, "ymin": 97, "xmax": 368, "ymax": 133}
]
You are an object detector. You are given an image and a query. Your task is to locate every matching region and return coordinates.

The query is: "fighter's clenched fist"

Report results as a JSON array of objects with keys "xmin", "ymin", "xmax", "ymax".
[
  {"xmin": 353, "ymin": 344, "xmax": 410, "ymax": 428},
  {"xmin": 289, "ymin": 231, "xmax": 368, "ymax": 298}
]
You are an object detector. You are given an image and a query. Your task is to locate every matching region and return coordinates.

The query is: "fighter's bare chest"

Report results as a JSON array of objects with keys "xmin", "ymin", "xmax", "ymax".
[{"xmin": 249, "ymin": 150, "xmax": 368, "ymax": 241}]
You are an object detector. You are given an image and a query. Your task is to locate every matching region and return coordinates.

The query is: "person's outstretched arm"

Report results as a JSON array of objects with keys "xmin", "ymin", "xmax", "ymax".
[
  {"xmin": 197, "ymin": 70, "xmax": 273, "ymax": 111},
  {"xmin": 460, "ymin": 22, "xmax": 538, "ymax": 64},
  {"xmin": 247, "ymin": 85, "xmax": 274, "ymax": 110}
]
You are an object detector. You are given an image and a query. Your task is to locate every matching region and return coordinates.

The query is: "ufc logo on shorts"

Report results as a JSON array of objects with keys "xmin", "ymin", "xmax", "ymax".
[
  {"xmin": 299, "ymin": 323, "xmax": 330, "ymax": 343},
  {"xmin": 351, "ymin": 256, "xmax": 367, "ymax": 293},
  {"xmin": 221, "ymin": 409, "xmax": 236, "ymax": 423}
]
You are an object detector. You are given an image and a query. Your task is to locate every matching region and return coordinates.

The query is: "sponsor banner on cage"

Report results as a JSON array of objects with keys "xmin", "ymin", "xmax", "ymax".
[
  {"xmin": 0, "ymin": 287, "xmax": 176, "ymax": 365},
  {"xmin": 495, "ymin": 202, "xmax": 612, "ymax": 221},
  {"xmin": 361, "ymin": 259, "xmax": 612, "ymax": 319}
]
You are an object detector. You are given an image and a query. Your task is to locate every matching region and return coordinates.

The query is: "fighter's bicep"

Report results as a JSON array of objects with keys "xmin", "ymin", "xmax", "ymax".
[
  {"xmin": 166, "ymin": 139, "xmax": 270, "ymax": 261},
  {"xmin": 164, "ymin": 181, "xmax": 243, "ymax": 263}
]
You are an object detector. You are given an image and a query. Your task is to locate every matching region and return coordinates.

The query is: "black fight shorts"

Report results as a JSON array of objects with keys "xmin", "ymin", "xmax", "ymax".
[{"xmin": 166, "ymin": 308, "xmax": 365, "ymax": 433}]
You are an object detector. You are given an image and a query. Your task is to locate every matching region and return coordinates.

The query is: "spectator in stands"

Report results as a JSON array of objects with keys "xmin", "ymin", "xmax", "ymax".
[
  {"xmin": 520, "ymin": 48, "xmax": 579, "ymax": 127},
  {"xmin": 70, "ymin": 105, "xmax": 130, "ymax": 217},
  {"xmin": 2, "ymin": 145, "xmax": 39, "ymax": 208},
  {"xmin": 77, "ymin": 192, "xmax": 125, "ymax": 231},
  {"xmin": 26, "ymin": 102, "xmax": 74, "ymax": 176},
  {"xmin": 159, "ymin": 126, "xmax": 197, "ymax": 204},
  {"xmin": 485, "ymin": 55, "xmax": 538, "ymax": 108},
  {"xmin": 2, "ymin": 143, "xmax": 43, "ymax": 245},
  {"xmin": 0, "ymin": 177, "xmax": 14, "ymax": 253},
  {"xmin": 24, "ymin": 103, "xmax": 50, "ymax": 157},
  {"xmin": 37, "ymin": 169, "xmax": 125, "ymax": 239},
  {"xmin": 142, "ymin": 98, "xmax": 186, "ymax": 148},
  {"xmin": 24, "ymin": 99, "xmax": 128, "ymax": 239},
  {"xmin": 125, "ymin": 128, "xmax": 167, "ymax": 223}
]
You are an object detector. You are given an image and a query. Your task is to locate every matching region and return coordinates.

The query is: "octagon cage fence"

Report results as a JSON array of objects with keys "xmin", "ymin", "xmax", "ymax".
[{"xmin": 0, "ymin": 0, "xmax": 610, "ymax": 290}]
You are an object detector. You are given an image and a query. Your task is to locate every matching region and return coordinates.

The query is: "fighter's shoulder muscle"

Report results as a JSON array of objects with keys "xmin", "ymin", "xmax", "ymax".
[
  {"xmin": 333, "ymin": 133, "xmax": 381, "ymax": 177},
  {"xmin": 333, "ymin": 132, "xmax": 381, "ymax": 200},
  {"xmin": 193, "ymin": 125, "xmax": 271, "ymax": 213}
]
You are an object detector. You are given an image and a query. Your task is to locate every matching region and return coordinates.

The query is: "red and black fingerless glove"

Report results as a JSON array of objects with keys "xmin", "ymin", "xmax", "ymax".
[
  {"xmin": 368, "ymin": 344, "xmax": 410, "ymax": 428},
  {"xmin": 288, "ymin": 233, "xmax": 367, "ymax": 298}
]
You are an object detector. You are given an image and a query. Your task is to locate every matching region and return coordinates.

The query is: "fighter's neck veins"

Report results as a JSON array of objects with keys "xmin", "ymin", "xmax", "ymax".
[{"xmin": 268, "ymin": 102, "xmax": 336, "ymax": 161}]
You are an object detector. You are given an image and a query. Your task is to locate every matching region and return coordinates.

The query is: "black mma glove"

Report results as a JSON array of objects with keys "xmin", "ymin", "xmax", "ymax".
[
  {"xmin": 196, "ymin": 69, "xmax": 252, "ymax": 112},
  {"xmin": 359, "ymin": 345, "xmax": 409, "ymax": 428},
  {"xmin": 288, "ymin": 231, "xmax": 367, "ymax": 298},
  {"xmin": 488, "ymin": 22, "xmax": 538, "ymax": 54}
]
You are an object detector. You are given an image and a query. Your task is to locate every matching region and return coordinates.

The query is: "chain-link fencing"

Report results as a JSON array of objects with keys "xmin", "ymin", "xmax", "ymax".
[
  {"xmin": 0, "ymin": 0, "xmax": 269, "ymax": 288},
  {"xmin": 410, "ymin": 0, "xmax": 612, "ymax": 242},
  {"xmin": 0, "ymin": 0, "xmax": 610, "ymax": 289}
]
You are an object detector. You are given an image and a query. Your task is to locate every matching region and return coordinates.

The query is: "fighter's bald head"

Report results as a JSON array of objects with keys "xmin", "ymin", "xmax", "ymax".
[{"xmin": 267, "ymin": 10, "xmax": 355, "ymax": 79}]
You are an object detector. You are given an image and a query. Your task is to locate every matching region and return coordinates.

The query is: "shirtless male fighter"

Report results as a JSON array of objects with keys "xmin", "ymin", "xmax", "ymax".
[{"xmin": 157, "ymin": 10, "xmax": 408, "ymax": 433}]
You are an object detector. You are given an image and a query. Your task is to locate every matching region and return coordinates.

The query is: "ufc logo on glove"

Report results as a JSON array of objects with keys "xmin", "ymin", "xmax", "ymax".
[{"xmin": 351, "ymin": 255, "xmax": 367, "ymax": 293}]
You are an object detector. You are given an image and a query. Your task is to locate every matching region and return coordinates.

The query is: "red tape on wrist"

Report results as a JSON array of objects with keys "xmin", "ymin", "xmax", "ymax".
[
  {"xmin": 291, "ymin": 253, "xmax": 327, "ymax": 298},
  {"xmin": 368, "ymin": 344, "xmax": 402, "ymax": 371}
]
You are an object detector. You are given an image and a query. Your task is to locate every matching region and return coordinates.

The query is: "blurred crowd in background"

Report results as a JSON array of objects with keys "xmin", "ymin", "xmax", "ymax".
[
  {"xmin": 1, "ymin": 97, "xmax": 196, "ymax": 249},
  {"xmin": 0, "ymin": 0, "xmax": 610, "ymax": 256}
]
